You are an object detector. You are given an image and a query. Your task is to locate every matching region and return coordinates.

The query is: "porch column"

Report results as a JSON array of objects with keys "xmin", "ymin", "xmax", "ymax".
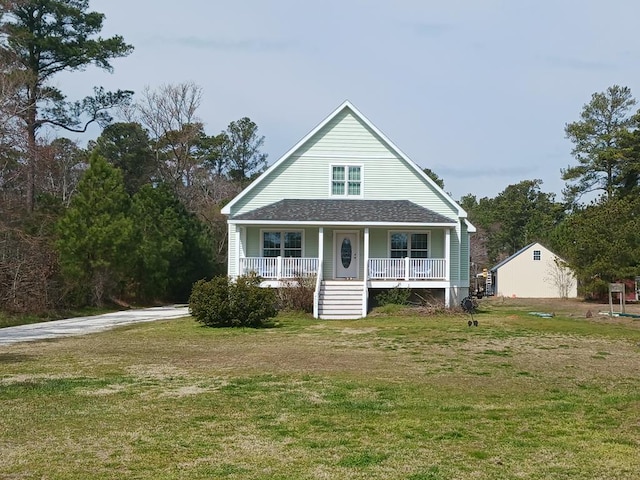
[
  {"xmin": 445, "ymin": 228, "xmax": 451, "ymax": 282},
  {"xmin": 318, "ymin": 227, "xmax": 324, "ymax": 273},
  {"xmin": 363, "ymin": 228, "xmax": 370, "ymax": 280},
  {"xmin": 235, "ymin": 224, "xmax": 242, "ymax": 277},
  {"xmin": 363, "ymin": 228, "xmax": 370, "ymax": 317},
  {"xmin": 314, "ymin": 227, "xmax": 324, "ymax": 319}
]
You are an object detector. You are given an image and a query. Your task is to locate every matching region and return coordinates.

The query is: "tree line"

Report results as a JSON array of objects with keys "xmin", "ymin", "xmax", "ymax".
[
  {"xmin": 461, "ymin": 85, "xmax": 640, "ymax": 297},
  {"xmin": 1, "ymin": 1, "xmax": 638, "ymax": 315},
  {"xmin": 0, "ymin": 1, "xmax": 267, "ymax": 312}
]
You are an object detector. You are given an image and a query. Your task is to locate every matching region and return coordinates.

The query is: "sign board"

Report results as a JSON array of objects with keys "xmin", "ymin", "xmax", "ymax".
[{"xmin": 609, "ymin": 283, "xmax": 625, "ymax": 293}]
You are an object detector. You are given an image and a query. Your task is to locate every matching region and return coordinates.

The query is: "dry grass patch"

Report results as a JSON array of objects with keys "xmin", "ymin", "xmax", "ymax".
[{"xmin": 1, "ymin": 300, "xmax": 639, "ymax": 479}]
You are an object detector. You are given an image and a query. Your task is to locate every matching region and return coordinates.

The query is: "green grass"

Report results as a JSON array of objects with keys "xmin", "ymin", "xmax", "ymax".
[{"xmin": 1, "ymin": 300, "xmax": 639, "ymax": 479}]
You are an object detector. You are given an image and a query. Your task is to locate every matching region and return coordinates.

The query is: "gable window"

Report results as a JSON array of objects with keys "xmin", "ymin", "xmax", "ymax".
[
  {"xmin": 262, "ymin": 231, "xmax": 302, "ymax": 257},
  {"xmin": 332, "ymin": 165, "xmax": 361, "ymax": 196},
  {"xmin": 390, "ymin": 232, "xmax": 429, "ymax": 258},
  {"xmin": 533, "ymin": 250, "xmax": 541, "ymax": 261}
]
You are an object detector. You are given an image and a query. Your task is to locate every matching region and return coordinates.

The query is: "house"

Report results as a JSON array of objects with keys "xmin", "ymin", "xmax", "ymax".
[
  {"xmin": 488, "ymin": 242, "xmax": 578, "ymax": 298},
  {"xmin": 221, "ymin": 101, "xmax": 475, "ymax": 319}
]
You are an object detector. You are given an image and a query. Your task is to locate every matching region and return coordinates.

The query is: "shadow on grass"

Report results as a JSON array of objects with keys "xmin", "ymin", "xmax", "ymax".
[{"xmin": 0, "ymin": 352, "xmax": 35, "ymax": 363}]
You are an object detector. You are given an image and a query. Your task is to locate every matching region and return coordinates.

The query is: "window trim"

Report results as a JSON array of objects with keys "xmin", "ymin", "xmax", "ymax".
[
  {"xmin": 260, "ymin": 229, "xmax": 305, "ymax": 257},
  {"xmin": 329, "ymin": 164, "xmax": 364, "ymax": 197},
  {"xmin": 388, "ymin": 230, "xmax": 431, "ymax": 258}
]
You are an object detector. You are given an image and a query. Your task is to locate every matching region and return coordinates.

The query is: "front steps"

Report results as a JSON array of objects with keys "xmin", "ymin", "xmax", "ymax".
[{"xmin": 317, "ymin": 280, "xmax": 364, "ymax": 320}]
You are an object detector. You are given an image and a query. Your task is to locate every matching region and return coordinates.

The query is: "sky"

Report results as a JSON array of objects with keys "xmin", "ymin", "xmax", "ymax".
[{"xmin": 57, "ymin": 0, "xmax": 640, "ymax": 201}]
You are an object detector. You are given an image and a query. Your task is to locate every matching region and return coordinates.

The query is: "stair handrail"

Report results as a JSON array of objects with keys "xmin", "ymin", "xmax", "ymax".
[{"xmin": 313, "ymin": 264, "xmax": 323, "ymax": 319}]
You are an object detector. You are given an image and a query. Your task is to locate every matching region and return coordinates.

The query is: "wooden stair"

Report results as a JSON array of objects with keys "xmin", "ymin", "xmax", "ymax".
[{"xmin": 317, "ymin": 280, "xmax": 364, "ymax": 320}]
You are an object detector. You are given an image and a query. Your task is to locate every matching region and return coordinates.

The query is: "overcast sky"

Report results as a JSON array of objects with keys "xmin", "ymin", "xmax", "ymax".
[{"xmin": 58, "ymin": 0, "xmax": 640, "ymax": 201}]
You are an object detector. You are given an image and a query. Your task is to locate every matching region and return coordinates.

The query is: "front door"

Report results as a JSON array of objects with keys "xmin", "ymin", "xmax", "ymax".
[{"xmin": 335, "ymin": 232, "xmax": 358, "ymax": 279}]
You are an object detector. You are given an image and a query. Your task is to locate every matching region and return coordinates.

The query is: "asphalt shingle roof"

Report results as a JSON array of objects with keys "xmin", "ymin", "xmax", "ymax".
[{"xmin": 232, "ymin": 199, "xmax": 456, "ymax": 224}]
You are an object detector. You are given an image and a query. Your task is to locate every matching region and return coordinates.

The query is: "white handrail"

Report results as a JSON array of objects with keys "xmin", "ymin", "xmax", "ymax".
[{"xmin": 367, "ymin": 258, "xmax": 447, "ymax": 280}]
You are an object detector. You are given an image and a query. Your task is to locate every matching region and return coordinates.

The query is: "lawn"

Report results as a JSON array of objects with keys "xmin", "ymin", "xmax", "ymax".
[{"xmin": 1, "ymin": 298, "xmax": 639, "ymax": 479}]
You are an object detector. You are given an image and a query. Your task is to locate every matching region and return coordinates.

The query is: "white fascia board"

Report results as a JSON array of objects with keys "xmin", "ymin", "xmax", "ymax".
[
  {"xmin": 221, "ymin": 100, "xmax": 469, "ymax": 219},
  {"xmin": 341, "ymin": 103, "xmax": 469, "ymax": 219},
  {"xmin": 228, "ymin": 220, "xmax": 458, "ymax": 228},
  {"xmin": 222, "ymin": 101, "xmax": 357, "ymax": 216},
  {"xmin": 464, "ymin": 219, "xmax": 477, "ymax": 233}
]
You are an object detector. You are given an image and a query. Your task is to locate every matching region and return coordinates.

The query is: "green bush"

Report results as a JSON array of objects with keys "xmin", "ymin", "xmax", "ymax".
[
  {"xmin": 375, "ymin": 286, "xmax": 412, "ymax": 306},
  {"xmin": 189, "ymin": 274, "xmax": 278, "ymax": 328}
]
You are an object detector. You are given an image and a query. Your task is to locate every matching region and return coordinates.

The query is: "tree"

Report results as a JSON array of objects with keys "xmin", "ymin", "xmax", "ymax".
[
  {"xmin": 423, "ymin": 167, "xmax": 444, "ymax": 189},
  {"xmin": 56, "ymin": 153, "xmax": 133, "ymax": 305},
  {"xmin": 223, "ymin": 117, "xmax": 268, "ymax": 184},
  {"xmin": 563, "ymin": 85, "xmax": 639, "ymax": 204},
  {"xmin": 0, "ymin": 0, "xmax": 133, "ymax": 210},
  {"xmin": 556, "ymin": 196, "xmax": 640, "ymax": 297},
  {"xmin": 544, "ymin": 256, "xmax": 576, "ymax": 299},
  {"xmin": 463, "ymin": 180, "xmax": 564, "ymax": 264},
  {"xmin": 38, "ymin": 137, "xmax": 86, "ymax": 206},
  {"xmin": 90, "ymin": 122, "xmax": 154, "ymax": 195},
  {"xmin": 129, "ymin": 183, "xmax": 216, "ymax": 302}
]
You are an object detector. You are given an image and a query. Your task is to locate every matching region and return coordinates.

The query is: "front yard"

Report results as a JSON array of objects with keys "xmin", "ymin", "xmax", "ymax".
[{"xmin": 1, "ymin": 298, "xmax": 639, "ymax": 479}]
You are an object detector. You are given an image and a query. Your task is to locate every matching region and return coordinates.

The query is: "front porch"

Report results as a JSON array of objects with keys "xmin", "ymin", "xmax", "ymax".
[
  {"xmin": 230, "ymin": 222, "xmax": 468, "ymax": 319},
  {"xmin": 239, "ymin": 256, "xmax": 448, "ymax": 282}
]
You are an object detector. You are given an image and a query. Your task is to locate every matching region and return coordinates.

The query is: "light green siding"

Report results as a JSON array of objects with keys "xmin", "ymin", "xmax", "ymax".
[
  {"xmin": 228, "ymin": 227, "xmax": 238, "ymax": 276},
  {"xmin": 449, "ymin": 226, "xmax": 460, "ymax": 281},
  {"xmin": 460, "ymin": 222, "xmax": 470, "ymax": 284},
  {"xmin": 228, "ymin": 109, "xmax": 458, "ymax": 219}
]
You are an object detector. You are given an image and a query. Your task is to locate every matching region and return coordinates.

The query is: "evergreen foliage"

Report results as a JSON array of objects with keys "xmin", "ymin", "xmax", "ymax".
[
  {"xmin": 189, "ymin": 275, "xmax": 278, "ymax": 328},
  {"xmin": 55, "ymin": 154, "xmax": 133, "ymax": 305}
]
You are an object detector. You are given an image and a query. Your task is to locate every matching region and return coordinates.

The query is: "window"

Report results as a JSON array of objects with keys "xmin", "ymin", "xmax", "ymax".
[
  {"xmin": 533, "ymin": 250, "xmax": 541, "ymax": 261},
  {"xmin": 390, "ymin": 232, "xmax": 429, "ymax": 258},
  {"xmin": 262, "ymin": 231, "xmax": 302, "ymax": 257},
  {"xmin": 331, "ymin": 165, "xmax": 361, "ymax": 196}
]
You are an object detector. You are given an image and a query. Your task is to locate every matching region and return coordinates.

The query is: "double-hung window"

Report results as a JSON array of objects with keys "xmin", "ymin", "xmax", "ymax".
[
  {"xmin": 332, "ymin": 165, "xmax": 361, "ymax": 196},
  {"xmin": 390, "ymin": 232, "xmax": 429, "ymax": 258},
  {"xmin": 262, "ymin": 231, "xmax": 302, "ymax": 258},
  {"xmin": 533, "ymin": 250, "xmax": 541, "ymax": 261}
]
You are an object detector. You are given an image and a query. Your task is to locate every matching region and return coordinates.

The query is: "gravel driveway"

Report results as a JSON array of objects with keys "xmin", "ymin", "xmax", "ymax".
[{"xmin": 0, "ymin": 306, "xmax": 190, "ymax": 346}]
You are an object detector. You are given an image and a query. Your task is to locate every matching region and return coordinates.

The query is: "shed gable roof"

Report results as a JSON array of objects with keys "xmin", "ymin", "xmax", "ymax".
[
  {"xmin": 490, "ymin": 242, "xmax": 566, "ymax": 272},
  {"xmin": 221, "ymin": 101, "xmax": 468, "ymax": 219},
  {"xmin": 231, "ymin": 199, "xmax": 457, "ymax": 224}
]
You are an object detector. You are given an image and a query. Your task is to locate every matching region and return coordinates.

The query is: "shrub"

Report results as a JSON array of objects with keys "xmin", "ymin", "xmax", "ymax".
[
  {"xmin": 375, "ymin": 286, "xmax": 412, "ymax": 306},
  {"xmin": 189, "ymin": 274, "xmax": 278, "ymax": 328},
  {"xmin": 276, "ymin": 275, "xmax": 316, "ymax": 313}
]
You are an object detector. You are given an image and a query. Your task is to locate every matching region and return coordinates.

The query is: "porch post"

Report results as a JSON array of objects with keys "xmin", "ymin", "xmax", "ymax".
[
  {"xmin": 314, "ymin": 228, "xmax": 324, "ymax": 319},
  {"xmin": 318, "ymin": 227, "xmax": 324, "ymax": 269},
  {"xmin": 363, "ymin": 228, "xmax": 370, "ymax": 317},
  {"xmin": 363, "ymin": 228, "xmax": 370, "ymax": 280},
  {"xmin": 445, "ymin": 228, "xmax": 451, "ymax": 282},
  {"xmin": 235, "ymin": 224, "xmax": 242, "ymax": 277}
]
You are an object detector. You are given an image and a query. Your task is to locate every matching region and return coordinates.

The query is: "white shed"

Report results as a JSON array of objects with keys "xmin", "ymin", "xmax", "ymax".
[{"xmin": 489, "ymin": 242, "xmax": 578, "ymax": 298}]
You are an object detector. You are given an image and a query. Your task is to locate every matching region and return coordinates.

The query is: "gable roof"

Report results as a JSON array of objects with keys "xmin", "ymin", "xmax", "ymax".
[
  {"xmin": 490, "ymin": 242, "xmax": 565, "ymax": 272},
  {"xmin": 221, "ymin": 100, "xmax": 468, "ymax": 219},
  {"xmin": 230, "ymin": 199, "xmax": 457, "ymax": 225}
]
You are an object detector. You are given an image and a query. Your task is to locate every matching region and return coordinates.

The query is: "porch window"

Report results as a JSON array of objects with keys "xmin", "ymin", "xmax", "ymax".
[
  {"xmin": 331, "ymin": 165, "xmax": 361, "ymax": 196},
  {"xmin": 262, "ymin": 231, "xmax": 302, "ymax": 257},
  {"xmin": 390, "ymin": 232, "xmax": 429, "ymax": 258}
]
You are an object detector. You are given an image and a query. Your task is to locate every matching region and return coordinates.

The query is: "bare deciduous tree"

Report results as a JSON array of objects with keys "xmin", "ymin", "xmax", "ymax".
[{"xmin": 545, "ymin": 256, "xmax": 577, "ymax": 299}]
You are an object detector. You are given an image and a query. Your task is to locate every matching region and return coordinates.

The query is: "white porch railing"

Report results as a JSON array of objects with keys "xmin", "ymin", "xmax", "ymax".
[
  {"xmin": 368, "ymin": 258, "xmax": 447, "ymax": 280},
  {"xmin": 240, "ymin": 257, "xmax": 319, "ymax": 279}
]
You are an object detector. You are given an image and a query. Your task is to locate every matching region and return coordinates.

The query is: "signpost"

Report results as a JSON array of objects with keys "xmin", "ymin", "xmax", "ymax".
[{"xmin": 609, "ymin": 283, "xmax": 626, "ymax": 316}]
